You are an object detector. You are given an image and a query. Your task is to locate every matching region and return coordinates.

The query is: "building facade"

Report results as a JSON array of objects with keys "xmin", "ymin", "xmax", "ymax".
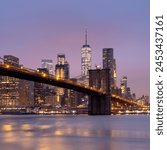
[
  {"xmin": 55, "ymin": 54, "xmax": 69, "ymax": 106},
  {"xmin": 81, "ymin": 30, "xmax": 91, "ymax": 85},
  {"xmin": 55, "ymin": 54, "xmax": 69, "ymax": 79},
  {"xmin": 103, "ymin": 48, "xmax": 117, "ymax": 92},
  {"xmin": 41, "ymin": 59, "xmax": 55, "ymax": 106},
  {"xmin": 120, "ymin": 76, "xmax": 128, "ymax": 98},
  {"xmin": 4, "ymin": 55, "xmax": 19, "ymax": 67},
  {"xmin": 34, "ymin": 68, "xmax": 49, "ymax": 106},
  {"xmin": 0, "ymin": 55, "xmax": 34, "ymax": 107},
  {"xmin": 0, "ymin": 55, "xmax": 20, "ymax": 107},
  {"xmin": 41, "ymin": 59, "xmax": 54, "ymax": 75},
  {"xmin": 19, "ymin": 80, "xmax": 34, "ymax": 106}
]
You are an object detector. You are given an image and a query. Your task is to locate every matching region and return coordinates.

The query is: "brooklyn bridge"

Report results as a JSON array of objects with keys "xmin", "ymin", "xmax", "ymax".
[{"xmin": 0, "ymin": 59, "xmax": 147, "ymax": 115}]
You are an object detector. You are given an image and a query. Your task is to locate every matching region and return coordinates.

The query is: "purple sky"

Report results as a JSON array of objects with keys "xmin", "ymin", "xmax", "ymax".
[{"xmin": 0, "ymin": 0, "xmax": 149, "ymax": 98}]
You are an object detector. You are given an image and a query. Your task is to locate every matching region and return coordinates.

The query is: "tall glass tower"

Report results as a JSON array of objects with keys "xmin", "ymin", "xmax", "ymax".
[
  {"xmin": 55, "ymin": 54, "xmax": 69, "ymax": 79},
  {"xmin": 81, "ymin": 30, "xmax": 91, "ymax": 81},
  {"xmin": 55, "ymin": 54, "xmax": 69, "ymax": 106},
  {"xmin": 41, "ymin": 59, "xmax": 54, "ymax": 75},
  {"xmin": 120, "ymin": 76, "xmax": 128, "ymax": 98},
  {"xmin": 103, "ymin": 48, "xmax": 117, "ymax": 91}
]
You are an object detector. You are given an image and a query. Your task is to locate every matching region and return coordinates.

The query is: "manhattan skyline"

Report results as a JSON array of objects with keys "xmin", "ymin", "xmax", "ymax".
[{"xmin": 0, "ymin": 0, "xmax": 149, "ymax": 98}]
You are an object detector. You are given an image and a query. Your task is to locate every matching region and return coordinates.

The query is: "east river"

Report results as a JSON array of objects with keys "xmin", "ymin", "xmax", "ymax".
[{"xmin": 0, "ymin": 115, "xmax": 149, "ymax": 150}]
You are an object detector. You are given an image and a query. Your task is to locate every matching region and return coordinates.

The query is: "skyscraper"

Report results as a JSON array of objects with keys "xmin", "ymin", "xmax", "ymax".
[
  {"xmin": 0, "ymin": 55, "xmax": 20, "ymax": 106},
  {"xmin": 55, "ymin": 54, "xmax": 69, "ymax": 106},
  {"xmin": 55, "ymin": 54, "xmax": 69, "ymax": 79},
  {"xmin": 113, "ymin": 59, "xmax": 117, "ymax": 87},
  {"xmin": 41, "ymin": 59, "xmax": 54, "ymax": 75},
  {"xmin": 120, "ymin": 76, "xmax": 127, "ymax": 98},
  {"xmin": 41, "ymin": 59, "xmax": 55, "ymax": 106},
  {"xmin": 0, "ymin": 55, "xmax": 35, "ymax": 107},
  {"xmin": 19, "ymin": 80, "xmax": 34, "ymax": 106},
  {"xmin": 34, "ymin": 68, "xmax": 49, "ymax": 106},
  {"xmin": 103, "ymin": 48, "xmax": 117, "ymax": 92},
  {"xmin": 81, "ymin": 30, "xmax": 91, "ymax": 84},
  {"xmin": 4, "ymin": 55, "xmax": 19, "ymax": 67}
]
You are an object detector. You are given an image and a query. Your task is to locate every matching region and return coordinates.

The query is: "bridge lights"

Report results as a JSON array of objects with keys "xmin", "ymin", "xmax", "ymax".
[
  {"xmin": 5, "ymin": 64, "xmax": 10, "ymax": 68},
  {"xmin": 99, "ymin": 88, "xmax": 102, "ymax": 91},
  {"xmin": 42, "ymin": 73, "xmax": 47, "ymax": 77}
]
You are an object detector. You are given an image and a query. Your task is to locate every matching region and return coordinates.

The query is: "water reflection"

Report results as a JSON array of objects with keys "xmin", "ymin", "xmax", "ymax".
[
  {"xmin": 2, "ymin": 124, "xmax": 13, "ymax": 131},
  {"xmin": 0, "ymin": 115, "xmax": 150, "ymax": 150},
  {"xmin": 54, "ymin": 130, "xmax": 64, "ymax": 136},
  {"xmin": 3, "ymin": 132, "xmax": 16, "ymax": 143},
  {"xmin": 21, "ymin": 124, "xmax": 32, "ymax": 130}
]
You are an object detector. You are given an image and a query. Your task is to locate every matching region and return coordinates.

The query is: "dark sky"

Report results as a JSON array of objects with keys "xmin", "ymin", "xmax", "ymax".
[{"xmin": 0, "ymin": 0, "xmax": 150, "ymax": 98}]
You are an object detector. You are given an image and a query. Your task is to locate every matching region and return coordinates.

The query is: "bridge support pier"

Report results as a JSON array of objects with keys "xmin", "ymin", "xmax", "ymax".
[{"xmin": 88, "ymin": 95, "xmax": 111, "ymax": 115}]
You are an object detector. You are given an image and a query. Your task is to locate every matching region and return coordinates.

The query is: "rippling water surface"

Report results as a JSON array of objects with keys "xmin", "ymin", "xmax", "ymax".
[{"xmin": 0, "ymin": 115, "xmax": 149, "ymax": 150}]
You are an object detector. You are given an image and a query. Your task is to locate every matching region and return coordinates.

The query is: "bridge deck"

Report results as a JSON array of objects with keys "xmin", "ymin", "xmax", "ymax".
[
  {"xmin": 0, "ymin": 64, "xmax": 105, "ymax": 96},
  {"xmin": 0, "ymin": 63, "xmax": 146, "ymax": 108}
]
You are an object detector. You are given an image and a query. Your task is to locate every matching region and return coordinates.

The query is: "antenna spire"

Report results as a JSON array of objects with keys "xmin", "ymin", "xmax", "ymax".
[{"xmin": 85, "ymin": 28, "xmax": 87, "ymax": 45}]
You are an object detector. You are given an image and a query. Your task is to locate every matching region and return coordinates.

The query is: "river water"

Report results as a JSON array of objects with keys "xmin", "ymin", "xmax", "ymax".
[{"xmin": 0, "ymin": 115, "xmax": 149, "ymax": 150}]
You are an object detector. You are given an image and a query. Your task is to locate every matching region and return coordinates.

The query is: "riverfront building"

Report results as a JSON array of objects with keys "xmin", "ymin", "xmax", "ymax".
[
  {"xmin": 0, "ymin": 55, "xmax": 34, "ymax": 107},
  {"xmin": 0, "ymin": 55, "xmax": 20, "ymax": 106},
  {"xmin": 34, "ymin": 68, "xmax": 49, "ymax": 106}
]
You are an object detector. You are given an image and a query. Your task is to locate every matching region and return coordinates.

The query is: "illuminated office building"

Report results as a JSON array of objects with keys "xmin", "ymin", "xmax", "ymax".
[
  {"xmin": 113, "ymin": 59, "xmax": 117, "ymax": 87},
  {"xmin": 19, "ymin": 80, "xmax": 34, "ymax": 106},
  {"xmin": 81, "ymin": 30, "xmax": 91, "ymax": 84},
  {"xmin": 103, "ymin": 48, "xmax": 117, "ymax": 92},
  {"xmin": 68, "ymin": 78, "xmax": 77, "ymax": 108},
  {"xmin": 34, "ymin": 68, "xmax": 49, "ymax": 106},
  {"xmin": 126, "ymin": 87, "xmax": 132, "ymax": 99},
  {"xmin": 0, "ymin": 55, "xmax": 35, "ymax": 107},
  {"xmin": 55, "ymin": 54, "xmax": 69, "ymax": 106},
  {"xmin": 41, "ymin": 59, "xmax": 55, "ymax": 106},
  {"xmin": 41, "ymin": 59, "xmax": 54, "ymax": 75},
  {"xmin": 55, "ymin": 54, "xmax": 69, "ymax": 79},
  {"xmin": 0, "ymin": 76, "xmax": 20, "ymax": 106},
  {"xmin": 4, "ymin": 55, "xmax": 19, "ymax": 67},
  {"xmin": 0, "ymin": 55, "xmax": 20, "ymax": 106},
  {"xmin": 120, "ymin": 76, "xmax": 127, "ymax": 98}
]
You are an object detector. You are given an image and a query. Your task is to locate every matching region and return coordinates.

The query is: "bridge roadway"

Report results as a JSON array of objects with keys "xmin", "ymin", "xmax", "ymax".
[
  {"xmin": 0, "ymin": 63, "xmax": 106, "ymax": 96},
  {"xmin": 0, "ymin": 63, "xmax": 145, "ymax": 113}
]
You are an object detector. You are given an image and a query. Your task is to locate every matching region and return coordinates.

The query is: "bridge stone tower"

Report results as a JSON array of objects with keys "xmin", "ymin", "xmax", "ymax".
[{"xmin": 88, "ymin": 68, "xmax": 111, "ymax": 115}]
